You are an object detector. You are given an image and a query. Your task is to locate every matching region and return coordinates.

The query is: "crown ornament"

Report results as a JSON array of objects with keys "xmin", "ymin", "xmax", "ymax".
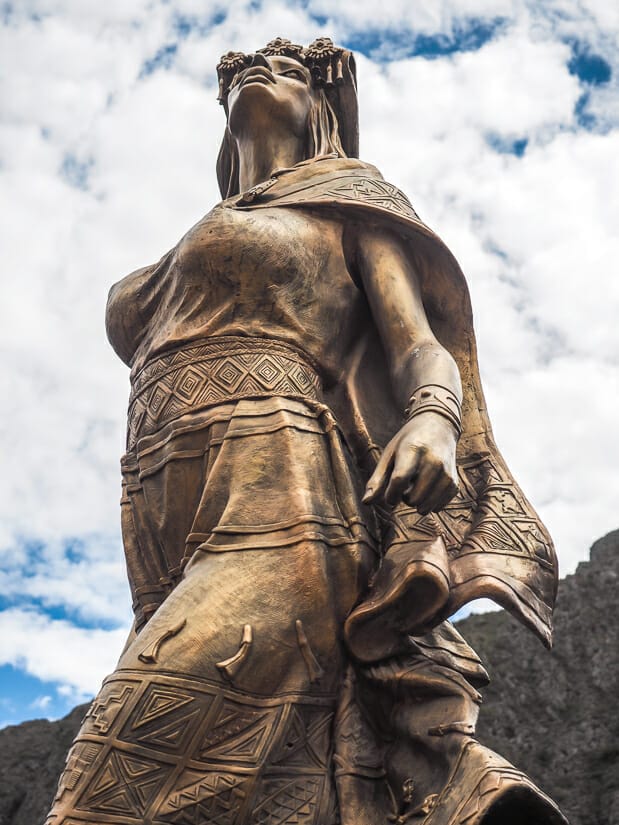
[
  {"xmin": 215, "ymin": 36, "xmax": 359, "ymax": 158},
  {"xmin": 257, "ymin": 37, "xmax": 304, "ymax": 59},
  {"xmin": 216, "ymin": 51, "xmax": 252, "ymax": 104},
  {"xmin": 217, "ymin": 36, "xmax": 350, "ymax": 103},
  {"xmin": 304, "ymin": 37, "xmax": 345, "ymax": 86}
]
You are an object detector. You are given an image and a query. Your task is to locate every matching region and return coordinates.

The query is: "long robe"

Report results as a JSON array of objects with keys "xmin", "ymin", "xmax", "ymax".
[{"xmin": 46, "ymin": 156, "xmax": 566, "ymax": 825}]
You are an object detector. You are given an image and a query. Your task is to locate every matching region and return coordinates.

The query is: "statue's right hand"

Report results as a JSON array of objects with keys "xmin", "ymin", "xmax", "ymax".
[{"xmin": 362, "ymin": 413, "xmax": 459, "ymax": 514}]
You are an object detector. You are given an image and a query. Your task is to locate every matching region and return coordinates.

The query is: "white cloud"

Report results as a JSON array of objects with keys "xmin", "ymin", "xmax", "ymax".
[
  {"xmin": 0, "ymin": 608, "xmax": 128, "ymax": 700},
  {"xmin": 307, "ymin": 0, "xmax": 514, "ymax": 36},
  {"xmin": 0, "ymin": 545, "xmax": 133, "ymax": 625},
  {"xmin": 1, "ymin": 0, "xmax": 618, "ymax": 715},
  {"xmin": 30, "ymin": 694, "xmax": 53, "ymax": 710}
]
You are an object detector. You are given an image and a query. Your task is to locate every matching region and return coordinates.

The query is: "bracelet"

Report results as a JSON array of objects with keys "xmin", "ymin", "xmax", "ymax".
[{"xmin": 404, "ymin": 384, "xmax": 462, "ymax": 436}]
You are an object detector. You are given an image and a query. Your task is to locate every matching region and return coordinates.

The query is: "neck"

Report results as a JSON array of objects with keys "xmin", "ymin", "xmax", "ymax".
[{"xmin": 235, "ymin": 127, "xmax": 307, "ymax": 192}]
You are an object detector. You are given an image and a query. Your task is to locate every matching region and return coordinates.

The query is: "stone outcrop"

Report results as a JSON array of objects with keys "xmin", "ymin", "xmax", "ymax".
[
  {"xmin": 0, "ymin": 704, "xmax": 84, "ymax": 825},
  {"xmin": 463, "ymin": 529, "xmax": 619, "ymax": 825},
  {"xmin": 0, "ymin": 530, "xmax": 617, "ymax": 825}
]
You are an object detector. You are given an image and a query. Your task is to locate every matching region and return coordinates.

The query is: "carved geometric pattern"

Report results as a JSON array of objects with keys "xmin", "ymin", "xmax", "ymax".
[
  {"xmin": 46, "ymin": 674, "xmax": 338, "ymax": 825},
  {"xmin": 374, "ymin": 502, "xmax": 441, "ymax": 547},
  {"xmin": 325, "ymin": 178, "xmax": 420, "ymax": 220},
  {"xmin": 437, "ymin": 500, "xmax": 477, "ymax": 549},
  {"xmin": 270, "ymin": 707, "xmax": 333, "ymax": 769},
  {"xmin": 132, "ymin": 686, "xmax": 196, "ymax": 727},
  {"xmin": 83, "ymin": 683, "xmax": 135, "ymax": 734},
  {"xmin": 119, "ymin": 683, "xmax": 207, "ymax": 754},
  {"xmin": 77, "ymin": 749, "xmax": 169, "ymax": 817},
  {"xmin": 159, "ymin": 771, "xmax": 249, "ymax": 824},
  {"xmin": 253, "ymin": 776, "xmax": 322, "ymax": 825},
  {"xmin": 127, "ymin": 337, "xmax": 321, "ymax": 448},
  {"xmin": 52, "ymin": 741, "xmax": 103, "ymax": 805},
  {"xmin": 332, "ymin": 672, "xmax": 384, "ymax": 777},
  {"xmin": 367, "ymin": 451, "xmax": 556, "ymax": 633},
  {"xmin": 433, "ymin": 454, "xmax": 554, "ymax": 565},
  {"xmin": 195, "ymin": 700, "xmax": 281, "ymax": 764},
  {"xmin": 514, "ymin": 519, "xmax": 554, "ymax": 561}
]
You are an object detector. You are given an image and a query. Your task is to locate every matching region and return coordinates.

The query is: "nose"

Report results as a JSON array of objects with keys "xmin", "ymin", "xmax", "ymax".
[{"xmin": 247, "ymin": 52, "xmax": 270, "ymax": 69}]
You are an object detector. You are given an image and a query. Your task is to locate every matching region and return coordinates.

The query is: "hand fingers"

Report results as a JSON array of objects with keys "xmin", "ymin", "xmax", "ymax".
[
  {"xmin": 422, "ymin": 472, "xmax": 459, "ymax": 514},
  {"xmin": 384, "ymin": 445, "xmax": 423, "ymax": 508},
  {"xmin": 433, "ymin": 474, "xmax": 460, "ymax": 513},
  {"xmin": 363, "ymin": 445, "xmax": 395, "ymax": 503},
  {"xmin": 403, "ymin": 459, "xmax": 444, "ymax": 514}
]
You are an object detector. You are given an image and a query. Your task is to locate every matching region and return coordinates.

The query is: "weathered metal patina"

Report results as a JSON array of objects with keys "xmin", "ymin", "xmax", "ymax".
[{"xmin": 46, "ymin": 38, "xmax": 567, "ymax": 825}]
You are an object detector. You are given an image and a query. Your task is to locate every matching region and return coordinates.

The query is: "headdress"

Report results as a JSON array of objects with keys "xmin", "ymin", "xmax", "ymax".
[{"xmin": 216, "ymin": 37, "xmax": 359, "ymax": 158}]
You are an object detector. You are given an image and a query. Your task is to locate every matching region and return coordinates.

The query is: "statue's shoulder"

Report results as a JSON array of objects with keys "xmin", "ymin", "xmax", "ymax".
[
  {"xmin": 260, "ymin": 156, "xmax": 419, "ymax": 226},
  {"xmin": 106, "ymin": 248, "xmax": 176, "ymax": 365},
  {"xmin": 306, "ymin": 157, "xmax": 421, "ymax": 224},
  {"xmin": 303, "ymin": 155, "xmax": 386, "ymax": 184},
  {"xmin": 321, "ymin": 156, "xmax": 382, "ymax": 176}
]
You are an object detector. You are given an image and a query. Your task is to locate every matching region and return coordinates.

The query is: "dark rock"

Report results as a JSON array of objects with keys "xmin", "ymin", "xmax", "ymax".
[
  {"xmin": 460, "ymin": 529, "xmax": 619, "ymax": 825},
  {"xmin": 0, "ymin": 530, "xmax": 617, "ymax": 825},
  {"xmin": 0, "ymin": 704, "xmax": 86, "ymax": 825}
]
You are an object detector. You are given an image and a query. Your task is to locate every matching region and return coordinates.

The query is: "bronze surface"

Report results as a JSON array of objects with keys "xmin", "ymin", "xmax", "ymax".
[{"xmin": 47, "ymin": 37, "xmax": 568, "ymax": 825}]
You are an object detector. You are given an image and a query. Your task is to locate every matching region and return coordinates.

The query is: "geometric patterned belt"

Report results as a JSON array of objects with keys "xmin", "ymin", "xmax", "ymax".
[{"xmin": 127, "ymin": 335, "xmax": 323, "ymax": 449}]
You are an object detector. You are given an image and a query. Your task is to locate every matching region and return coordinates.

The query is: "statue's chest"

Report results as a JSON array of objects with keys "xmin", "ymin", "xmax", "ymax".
[{"xmin": 174, "ymin": 205, "xmax": 342, "ymax": 299}]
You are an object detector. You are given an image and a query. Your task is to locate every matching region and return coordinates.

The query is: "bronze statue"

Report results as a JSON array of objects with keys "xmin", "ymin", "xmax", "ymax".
[{"xmin": 46, "ymin": 37, "xmax": 568, "ymax": 825}]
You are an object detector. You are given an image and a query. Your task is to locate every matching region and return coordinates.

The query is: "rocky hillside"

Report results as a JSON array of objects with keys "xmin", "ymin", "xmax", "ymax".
[
  {"xmin": 463, "ymin": 529, "xmax": 619, "ymax": 825},
  {"xmin": 0, "ymin": 703, "xmax": 84, "ymax": 825},
  {"xmin": 1, "ymin": 531, "xmax": 617, "ymax": 825}
]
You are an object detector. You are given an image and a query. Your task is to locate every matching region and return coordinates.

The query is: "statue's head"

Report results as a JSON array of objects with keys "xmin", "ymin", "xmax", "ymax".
[{"xmin": 216, "ymin": 37, "xmax": 358, "ymax": 198}]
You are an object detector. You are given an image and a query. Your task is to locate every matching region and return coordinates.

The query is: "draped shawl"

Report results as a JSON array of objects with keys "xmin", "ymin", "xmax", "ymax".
[{"xmin": 232, "ymin": 155, "xmax": 558, "ymax": 651}]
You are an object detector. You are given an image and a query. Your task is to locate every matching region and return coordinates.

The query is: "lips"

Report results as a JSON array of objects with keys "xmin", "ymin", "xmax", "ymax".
[{"xmin": 237, "ymin": 66, "xmax": 276, "ymax": 88}]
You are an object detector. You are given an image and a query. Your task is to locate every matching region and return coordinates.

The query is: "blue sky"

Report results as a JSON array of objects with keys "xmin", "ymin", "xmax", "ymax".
[{"xmin": 1, "ymin": 0, "xmax": 619, "ymax": 728}]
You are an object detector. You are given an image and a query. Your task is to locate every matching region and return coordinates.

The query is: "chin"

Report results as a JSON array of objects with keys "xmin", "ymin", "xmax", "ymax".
[
  {"xmin": 229, "ymin": 89, "xmax": 307, "ymax": 137},
  {"xmin": 228, "ymin": 83, "xmax": 274, "ymax": 124}
]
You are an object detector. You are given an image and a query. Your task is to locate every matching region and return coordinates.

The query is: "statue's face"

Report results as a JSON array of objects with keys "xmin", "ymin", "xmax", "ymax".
[{"xmin": 227, "ymin": 55, "xmax": 315, "ymax": 139}]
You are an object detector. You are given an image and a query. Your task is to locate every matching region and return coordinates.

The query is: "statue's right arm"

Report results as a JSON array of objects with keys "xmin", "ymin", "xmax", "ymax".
[{"xmin": 344, "ymin": 222, "xmax": 461, "ymax": 514}]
